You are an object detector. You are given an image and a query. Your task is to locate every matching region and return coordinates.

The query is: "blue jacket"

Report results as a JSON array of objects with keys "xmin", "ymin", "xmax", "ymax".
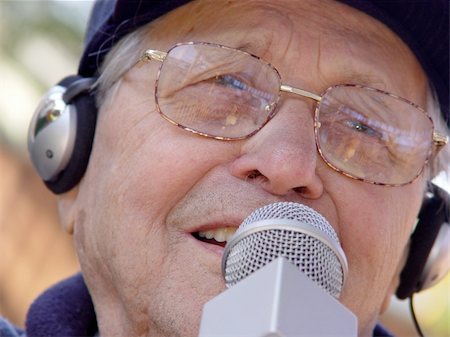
[{"xmin": 0, "ymin": 273, "xmax": 394, "ymax": 336}]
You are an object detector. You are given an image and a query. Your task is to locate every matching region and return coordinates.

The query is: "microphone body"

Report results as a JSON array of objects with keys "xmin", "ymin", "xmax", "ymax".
[
  {"xmin": 198, "ymin": 202, "xmax": 358, "ymax": 337},
  {"xmin": 199, "ymin": 257, "xmax": 357, "ymax": 336}
]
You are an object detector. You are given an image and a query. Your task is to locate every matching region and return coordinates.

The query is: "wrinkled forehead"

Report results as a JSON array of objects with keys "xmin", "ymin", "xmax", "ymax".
[
  {"xmin": 150, "ymin": 0, "xmax": 405, "ymax": 50},
  {"xmin": 144, "ymin": 0, "xmax": 426, "ymax": 100}
]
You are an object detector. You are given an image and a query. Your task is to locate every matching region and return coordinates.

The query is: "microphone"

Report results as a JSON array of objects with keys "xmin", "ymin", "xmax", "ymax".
[{"xmin": 198, "ymin": 202, "xmax": 357, "ymax": 337}]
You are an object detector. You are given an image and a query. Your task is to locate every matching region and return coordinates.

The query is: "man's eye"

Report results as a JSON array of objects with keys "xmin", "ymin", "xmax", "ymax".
[
  {"xmin": 344, "ymin": 120, "xmax": 381, "ymax": 138},
  {"xmin": 215, "ymin": 74, "xmax": 248, "ymax": 91}
]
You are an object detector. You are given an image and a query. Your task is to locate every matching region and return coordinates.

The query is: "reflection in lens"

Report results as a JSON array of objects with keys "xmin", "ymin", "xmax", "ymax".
[{"xmin": 316, "ymin": 86, "xmax": 433, "ymax": 185}]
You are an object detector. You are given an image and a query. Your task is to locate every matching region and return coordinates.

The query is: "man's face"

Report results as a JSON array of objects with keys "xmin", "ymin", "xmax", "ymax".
[{"xmin": 66, "ymin": 0, "xmax": 429, "ymax": 336}]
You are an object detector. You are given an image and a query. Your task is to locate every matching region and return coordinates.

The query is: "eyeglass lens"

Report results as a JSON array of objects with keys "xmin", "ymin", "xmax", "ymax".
[
  {"xmin": 316, "ymin": 86, "xmax": 432, "ymax": 185},
  {"xmin": 156, "ymin": 43, "xmax": 281, "ymax": 138},
  {"xmin": 155, "ymin": 43, "xmax": 433, "ymax": 185}
]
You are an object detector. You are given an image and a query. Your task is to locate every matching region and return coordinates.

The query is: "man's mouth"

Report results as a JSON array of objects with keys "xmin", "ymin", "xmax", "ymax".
[{"xmin": 192, "ymin": 227, "xmax": 237, "ymax": 247}]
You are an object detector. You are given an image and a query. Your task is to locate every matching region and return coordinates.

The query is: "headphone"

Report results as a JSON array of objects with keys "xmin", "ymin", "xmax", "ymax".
[
  {"xmin": 28, "ymin": 76, "xmax": 97, "ymax": 194},
  {"xmin": 396, "ymin": 182, "xmax": 450, "ymax": 299},
  {"xmin": 28, "ymin": 75, "xmax": 450, "ymax": 299}
]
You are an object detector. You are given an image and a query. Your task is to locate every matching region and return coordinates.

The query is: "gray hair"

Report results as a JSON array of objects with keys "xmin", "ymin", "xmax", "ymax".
[{"xmin": 95, "ymin": 24, "xmax": 152, "ymax": 107}]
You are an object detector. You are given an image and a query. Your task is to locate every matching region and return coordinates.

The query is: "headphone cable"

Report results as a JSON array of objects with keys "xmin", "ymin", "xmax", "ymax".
[{"xmin": 409, "ymin": 294, "xmax": 425, "ymax": 337}]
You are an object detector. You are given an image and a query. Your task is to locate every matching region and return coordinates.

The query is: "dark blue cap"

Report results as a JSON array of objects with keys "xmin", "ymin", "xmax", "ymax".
[{"xmin": 78, "ymin": 0, "xmax": 449, "ymax": 127}]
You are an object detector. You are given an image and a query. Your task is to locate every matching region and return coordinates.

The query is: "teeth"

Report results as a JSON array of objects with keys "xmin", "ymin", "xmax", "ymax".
[{"xmin": 198, "ymin": 227, "xmax": 237, "ymax": 243}]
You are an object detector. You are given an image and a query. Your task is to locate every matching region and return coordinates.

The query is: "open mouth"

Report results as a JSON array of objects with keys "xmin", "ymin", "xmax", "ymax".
[{"xmin": 192, "ymin": 227, "xmax": 237, "ymax": 248}]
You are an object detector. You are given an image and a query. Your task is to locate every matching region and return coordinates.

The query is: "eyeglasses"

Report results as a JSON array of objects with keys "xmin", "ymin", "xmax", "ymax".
[{"xmin": 137, "ymin": 42, "xmax": 448, "ymax": 186}]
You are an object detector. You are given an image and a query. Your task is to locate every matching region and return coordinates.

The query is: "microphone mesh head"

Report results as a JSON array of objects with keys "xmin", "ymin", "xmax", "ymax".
[{"xmin": 222, "ymin": 202, "xmax": 347, "ymax": 299}]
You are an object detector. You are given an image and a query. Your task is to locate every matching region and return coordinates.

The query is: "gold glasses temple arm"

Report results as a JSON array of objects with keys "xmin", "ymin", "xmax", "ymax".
[
  {"xmin": 433, "ymin": 132, "xmax": 449, "ymax": 150},
  {"xmin": 137, "ymin": 49, "xmax": 168, "ymax": 65},
  {"xmin": 280, "ymin": 84, "xmax": 322, "ymax": 102}
]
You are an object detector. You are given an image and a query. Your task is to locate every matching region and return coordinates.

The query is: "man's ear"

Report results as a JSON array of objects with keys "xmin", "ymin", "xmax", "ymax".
[{"xmin": 57, "ymin": 186, "xmax": 80, "ymax": 234}]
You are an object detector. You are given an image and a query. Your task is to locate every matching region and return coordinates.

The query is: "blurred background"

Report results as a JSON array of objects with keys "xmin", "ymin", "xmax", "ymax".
[
  {"xmin": 0, "ymin": 1, "xmax": 448, "ymax": 336},
  {"xmin": 0, "ymin": 0, "xmax": 91, "ymax": 328}
]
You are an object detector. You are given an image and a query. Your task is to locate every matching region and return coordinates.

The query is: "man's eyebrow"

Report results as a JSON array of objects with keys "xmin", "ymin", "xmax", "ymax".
[
  {"xmin": 235, "ymin": 40, "xmax": 273, "ymax": 57},
  {"xmin": 236, "ymin": 42, "xmax": 255, "ymax": 53},
  {"xmin": 336, "ymin": 73, "xmax": 387, "ymax": 89}
]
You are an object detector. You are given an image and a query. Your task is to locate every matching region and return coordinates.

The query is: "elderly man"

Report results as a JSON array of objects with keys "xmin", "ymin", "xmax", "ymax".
[{"xmin": 2, "ymin": 0, "xmax": 449, "ymax": 336}]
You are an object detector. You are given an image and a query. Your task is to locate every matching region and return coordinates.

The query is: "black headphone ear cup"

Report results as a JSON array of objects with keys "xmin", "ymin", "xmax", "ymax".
[
  {"xmin": 44, "ymin": 76, "xmax": 97, "ymax": 194},
  {"xmin": 396, "ymin": 184, "xmax": 449, "ymax": 299},
  {"xmin": 396, "ymin": 217, "xmax": 441, "ymax": 299},
  {"xmin": 28, "ymin": 75, "xmax": 97, "ymax": 194}
]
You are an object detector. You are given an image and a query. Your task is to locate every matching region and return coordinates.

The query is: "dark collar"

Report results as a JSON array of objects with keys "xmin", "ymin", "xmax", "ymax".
[
  {"xmin": 26, "ymin": 273, "xmax": 97, "ymax": 337},
  {"xmin": 25, "ymin": 273, "xmax": 394, "ymax": 336}
]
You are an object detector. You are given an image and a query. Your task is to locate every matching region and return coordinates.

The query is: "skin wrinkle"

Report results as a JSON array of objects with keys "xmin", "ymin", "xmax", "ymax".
[
  {"xmin": 75, "ymin": 107, "xmax": 144, "ymax": 332},
  {"xmin": 61, "ymin": 1, "xmax": 439, "ymax": 336},
  {"xmin": 259, "ymin": 5, "xmax": 294, "ymax": 61},
  {"xmin": 73, "ymin": 206, "xmax": 125, "ymax": 334}
]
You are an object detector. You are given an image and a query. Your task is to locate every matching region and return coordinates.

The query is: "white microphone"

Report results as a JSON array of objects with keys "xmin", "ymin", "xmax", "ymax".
[{"xmin": 198, "ymin": 202, "xmax": 357, "ymax": 337}]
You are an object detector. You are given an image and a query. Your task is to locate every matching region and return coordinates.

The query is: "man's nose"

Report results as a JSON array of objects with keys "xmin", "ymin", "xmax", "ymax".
[{"xmin": 230, "ymin": 100, "xmax": 323, "ymax": 198}]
